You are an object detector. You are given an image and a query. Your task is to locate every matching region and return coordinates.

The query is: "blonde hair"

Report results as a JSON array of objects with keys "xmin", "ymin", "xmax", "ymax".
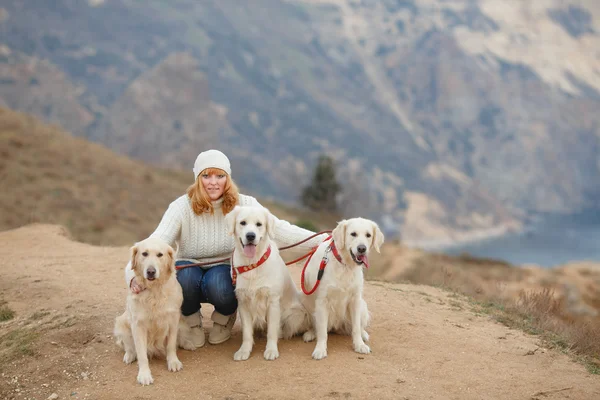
[{"xmin": 187, "ymin": 168, "xmax": 239, "ymax": 215}]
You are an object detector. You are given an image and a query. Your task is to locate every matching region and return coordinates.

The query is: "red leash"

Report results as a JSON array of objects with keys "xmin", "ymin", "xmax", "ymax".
[
  {"xmin": 300, "ymin": 236, "xmax": 343, "ymax": 295},
  {"xmin": 174, "ymin": 230, "xmax": 332, "ymax": 270}
]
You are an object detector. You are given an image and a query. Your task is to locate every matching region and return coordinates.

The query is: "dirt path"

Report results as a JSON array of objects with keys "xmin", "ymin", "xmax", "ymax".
[{"xmin": 1, "ymin": 225, "xmax": 598, "ymax": 400}]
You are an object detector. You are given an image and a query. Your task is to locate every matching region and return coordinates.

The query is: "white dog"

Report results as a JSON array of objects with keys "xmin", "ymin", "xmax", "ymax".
[
  {"xmin": 301, "ymin": 218, "xmax": 384, "ymax": 360},
  {"xmin": 114, "ymin": 237, "xmax": 193, "ymax": 385},
  {"xmin": 225, "ymin": 205, "xmax": 310, "ymax": 361}
]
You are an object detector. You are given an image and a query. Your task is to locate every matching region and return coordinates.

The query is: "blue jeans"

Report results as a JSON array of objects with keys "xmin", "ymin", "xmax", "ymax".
[{"xmin": 175, "ymin": 262, "xmax": 237, "ymax": 317}]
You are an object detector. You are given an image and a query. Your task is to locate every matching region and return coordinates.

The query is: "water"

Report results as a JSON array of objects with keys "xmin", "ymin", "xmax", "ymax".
[{"xmin": 443, "ymin": 210, "xmax": 600, "ymax": 267}]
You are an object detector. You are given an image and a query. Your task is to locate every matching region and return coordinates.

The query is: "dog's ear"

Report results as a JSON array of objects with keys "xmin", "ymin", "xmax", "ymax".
[
  {"xmin": 172, "ymin": 242, "xmax": 180, "ymax": 260},
  {"xmin": 332, "ymin": 219, "xmax": 348, "ymax": 249},
  {"xmin": 372, "ymin": 221, "xmax": 385, "ymax": 253},
  {"xmin": 166, "ymin": 244, "xmax": 175, "ymax": 273},
  {"xmin": 224, "ymin": 206, "xmax": 240, "ymax": 236},
  {"xmin": 265, "ymin": 208, "xmax": 276, "ymax": 239},
  {"xmin": 129, "ymin": 243, "xmax": 139, "ymax": 271}
]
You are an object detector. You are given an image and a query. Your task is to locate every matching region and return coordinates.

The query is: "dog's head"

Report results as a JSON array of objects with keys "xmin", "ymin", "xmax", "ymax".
[
  {"xmin": 225, "ymin": 205, "xmax": 275, "ymax": 259},
  {"xmin": 331, "ymin": 218, "xmax": 384, "ymax": 268},
  {"xmin": 130, "ymin": 237, "xmax": 175, "ymax": 286}
]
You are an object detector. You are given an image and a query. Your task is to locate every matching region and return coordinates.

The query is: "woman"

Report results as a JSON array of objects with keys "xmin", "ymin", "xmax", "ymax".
[{"xmin": 125, "ymin": 149, "xmax": 327, "ymax": 347}]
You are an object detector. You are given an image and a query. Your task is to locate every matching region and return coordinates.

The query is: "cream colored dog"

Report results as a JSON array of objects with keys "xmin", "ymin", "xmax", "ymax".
[
  {"xmin": 301, "ymin": 218, "xmax": 384, "ymax": 360},
  {"xmin": 114, "ymin": 237, "xmax": 193, "ymax": 385},
  {"xmin": 225, "ymin": 205, "xmax": 310, "ymax": 361}
]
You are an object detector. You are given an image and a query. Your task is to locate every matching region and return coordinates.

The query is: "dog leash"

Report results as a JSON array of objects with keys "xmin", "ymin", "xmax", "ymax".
[
  {"xmin": 174, "ymin": 230, "xmax": 333, "ymax": 270},
  {"xmin": 300, "ymin": 236, "xmax": 343, "ymax": 295}
]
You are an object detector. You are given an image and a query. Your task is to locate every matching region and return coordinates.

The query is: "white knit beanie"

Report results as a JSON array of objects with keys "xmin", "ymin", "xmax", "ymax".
[{"xmin": 192, "ymin": 149, "xmax": 232, "ymax": 179}]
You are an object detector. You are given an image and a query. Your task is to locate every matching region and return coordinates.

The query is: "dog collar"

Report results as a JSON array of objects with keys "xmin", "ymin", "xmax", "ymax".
[
  {"xmin": 329, "ymin": 239, "xmax": 343, "ymax": 264},
  {"xmin": 231, "ymin": 245, "xmax": 272, "ymax": 285}
]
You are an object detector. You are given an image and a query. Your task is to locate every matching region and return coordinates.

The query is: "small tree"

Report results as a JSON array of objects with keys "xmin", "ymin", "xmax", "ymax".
[{"xmin": 301, "ymin": 155, "xmax": 341, "ymax": 212}]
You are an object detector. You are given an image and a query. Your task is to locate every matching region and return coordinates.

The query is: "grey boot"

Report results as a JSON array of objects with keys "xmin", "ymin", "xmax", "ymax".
[
  {"xmin": 183, "ymin": 311, "xmax": 205, "ymax": 348},
  {"xmin": 208, "ymin": 310, "xmax": 237, "ymax": 344}
]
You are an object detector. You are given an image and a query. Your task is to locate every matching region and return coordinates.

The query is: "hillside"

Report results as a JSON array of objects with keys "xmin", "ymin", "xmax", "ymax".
[
  {"xmin": 3, "ymin": 0, "xmax": 599, "ymax": 244},
  {"xmin": 1, "ymin": 224, "xmax": 599, "ymax": 399},
  {"xmin": 366, "ymin": 240, "xmax": 600, "ymax": 374},
  {"xmin": 0, "ymin": 107, "xmax": 334, "ymax": 246}
]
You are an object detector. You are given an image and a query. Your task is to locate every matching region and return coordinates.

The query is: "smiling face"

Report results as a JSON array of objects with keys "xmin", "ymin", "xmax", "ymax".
[
  {"xmin": 130, "ymin": 237, "xmax": 175, "ymax": 284},
  {"xmin": 200, "ymin": 169, "xmax": 227, "ymax": 201},
  {"xmin": 225, "ymin": 206, "xmax": 275, "ymax": 259},
  {"xmin": 331, "ymin": 218, "xmax": 384, "ymax": 269}
]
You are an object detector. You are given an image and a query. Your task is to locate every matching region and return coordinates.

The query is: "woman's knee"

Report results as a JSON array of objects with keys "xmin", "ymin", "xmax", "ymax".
[
  {"xmin": 203, "ymin": 266, "xmax": 237, "ymax": 315},
  {"xmin": 175, "ymin": 263, "xmax": 203, "ymax": 299}
]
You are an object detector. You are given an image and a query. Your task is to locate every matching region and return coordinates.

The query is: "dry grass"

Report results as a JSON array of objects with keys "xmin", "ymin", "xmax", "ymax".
[
  {"xmin": 377, "ymin": 246, "xmax": 600, "ymax": 373},
  {"xmin": 471, "ymin": 289, "xmax": 600, "ymax": 374},
  {"xmin": 399, "ymin": 252, "xmax": 529, "ymax": 299},
  {"xmin": 0, "ymin": 107, "xmax": 331, "ymax": 245},
  {"xmin": 0, "ymin": 299, "xmax": 14, "ymax": 322},
  {"xmin": 0, "ymin": 327, "xmax": 39, "ymax": 368}
]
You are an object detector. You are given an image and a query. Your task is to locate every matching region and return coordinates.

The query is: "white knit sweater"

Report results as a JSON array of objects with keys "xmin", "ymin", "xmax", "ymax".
[{"xmin": 125, "ymin": 194, "xmax": 328, "ymax": 286}]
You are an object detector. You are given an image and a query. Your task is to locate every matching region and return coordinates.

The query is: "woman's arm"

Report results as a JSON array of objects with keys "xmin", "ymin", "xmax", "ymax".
[
  {"xmin": 124, "ymin": 199, "xmax": 184, "ymax": 289},
  {"xmin": 148, "ymin": 199, "xmax": 184, "ymax": 247}
]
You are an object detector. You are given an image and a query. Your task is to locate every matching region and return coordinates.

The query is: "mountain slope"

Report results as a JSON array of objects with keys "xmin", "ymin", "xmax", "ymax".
[
  {"xmin": 0, "ymin": 107, "xmax": 333, "ymax": 245},
  {"xmin": 1, "ymin": 0, "xmax": 599, "ymax": 243}
]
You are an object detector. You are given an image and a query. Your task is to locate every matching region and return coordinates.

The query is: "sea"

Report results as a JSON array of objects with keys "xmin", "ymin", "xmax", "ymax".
[{"xmin": 442, "ymin": 210, "xmax": 600, "ymax": 267}]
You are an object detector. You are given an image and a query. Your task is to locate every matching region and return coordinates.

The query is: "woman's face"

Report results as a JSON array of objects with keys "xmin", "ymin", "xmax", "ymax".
[{"xmin": 201, "ymin": 172, "xmax": 227, "ymax": 201}]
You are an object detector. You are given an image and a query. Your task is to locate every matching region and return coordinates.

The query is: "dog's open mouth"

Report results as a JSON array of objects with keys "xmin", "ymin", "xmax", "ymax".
[
  {"xmin": 146, "ymin": 276, "xmax": 156, "ymax": 281},
  {"xmin": 350, "ymin": 250, "xmax": 370, "ymax": 269},
  {"xmin": 241, "ymin": 239, "xmax": 257, "ymax": 258}
]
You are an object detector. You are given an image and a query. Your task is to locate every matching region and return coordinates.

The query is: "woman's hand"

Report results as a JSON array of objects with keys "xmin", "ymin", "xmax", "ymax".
[{"xmin": 130, "ymin": 277, "xmax": 144, "ymax": 294}]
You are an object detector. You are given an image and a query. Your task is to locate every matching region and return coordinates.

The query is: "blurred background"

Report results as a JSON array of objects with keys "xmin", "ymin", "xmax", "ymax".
[
  {"xmin": 1, "ymin": 0, "xmax": 600, "ymax": 370},
  {"xmin": 2, "ymin": 0, "xmax": 600, "ymax": 263}
]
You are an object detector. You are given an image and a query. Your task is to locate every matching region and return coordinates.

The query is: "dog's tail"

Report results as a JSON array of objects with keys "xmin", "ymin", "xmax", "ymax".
[{"xmin": 281, "ymin": 301, "xmax": 312, "ymax": 340}]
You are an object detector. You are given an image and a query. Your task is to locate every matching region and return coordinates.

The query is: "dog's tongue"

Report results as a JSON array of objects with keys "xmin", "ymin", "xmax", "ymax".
[
  {"xmin": 357, "ymin": 254, "xmax": 370, "ymax": 269},
  {"xmin": 243, "ymin": 244, "xmax": 257, "ymax": 258}
]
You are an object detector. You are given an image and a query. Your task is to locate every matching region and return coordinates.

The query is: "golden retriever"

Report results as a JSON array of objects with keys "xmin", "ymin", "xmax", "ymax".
[
  {"xmin": 225, "ymin": 205, "xmax": 310, "ymax": 361},
  {"xmin": 114, "ymin": 237, "xmax": 190, "ymax": 385},
  {"xmin": 301, "ymin": 218, "xmax": 384, "ymax": 360}
]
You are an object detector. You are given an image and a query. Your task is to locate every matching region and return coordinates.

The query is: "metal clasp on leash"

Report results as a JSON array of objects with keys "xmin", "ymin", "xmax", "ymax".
[
  {"xmin": 317, "ymin": 245, "xmax": 332, "ymax": 280},
  {"xmin": 322, "ymin": 245, "xmax": 331, "ymax": 263}
]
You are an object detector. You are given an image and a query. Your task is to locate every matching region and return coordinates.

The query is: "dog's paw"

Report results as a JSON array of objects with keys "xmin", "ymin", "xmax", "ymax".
[
  {"xmin": 354, "ymin": 342, "xmax": 371, "ymax": 354},
  {"xmin": 137, "ymin": 369, "xmax": 154, "ymax": 386},
  {"xmin": 123, "ymin": 352, "xmax": 136, "ymax": 364},
  {"xmin": 167, "ymin": 357, "xmax": 183, "ymax": 372},
  {"xmin": 361, "ymin": 330, "xmax": 370, "ymax": 342},
  {"xmin": 263, "ymin": 347, "xmax": 279, "ymax": 361},
  {"xmin": 234, "ymin": 348, "xmax": 251, "ymax": 361},
  {"xmin": 303, "ymin": 330, "xmax": 316, "ymax": 342},
  {"xmin": 312, "ymin": 346, "xmax": 327, "ymax": 360}
]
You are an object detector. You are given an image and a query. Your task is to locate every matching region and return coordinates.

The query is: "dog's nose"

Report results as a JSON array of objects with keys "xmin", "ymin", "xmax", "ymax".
[
  {"xmin": 146, "ymin": 267, "xmax": 156, "ymax": 278},
  {"xmin": 246, "ymin": 232, "xmax": 256, "ymax": 242},
  {"xmin": 357, "ymin": 244, "xmax": 367, "ymax": 254}
]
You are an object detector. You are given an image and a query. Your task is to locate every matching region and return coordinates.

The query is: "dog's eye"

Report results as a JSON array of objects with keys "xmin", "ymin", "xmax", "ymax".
[
  {"xmin": 240, "ymin": 221, "xmax": 247, "ymax": 226},
  {"xmin": 142, "ymin": 252, "xmax": 148, "ymax": 257},
  {"xmin": 256, "ymin": 222, "xmax": 262, "ymax": 227},
  {"xmin": 157, "ymin": 253, "xmax": 163, "ymax": 258},
  {"xmin": 350, "ymin": 232, "xmax": 357, "ymax": 237},
  {"xmin": 366, "ymin": 233, "xmax": 372, "ymax": 238}
]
